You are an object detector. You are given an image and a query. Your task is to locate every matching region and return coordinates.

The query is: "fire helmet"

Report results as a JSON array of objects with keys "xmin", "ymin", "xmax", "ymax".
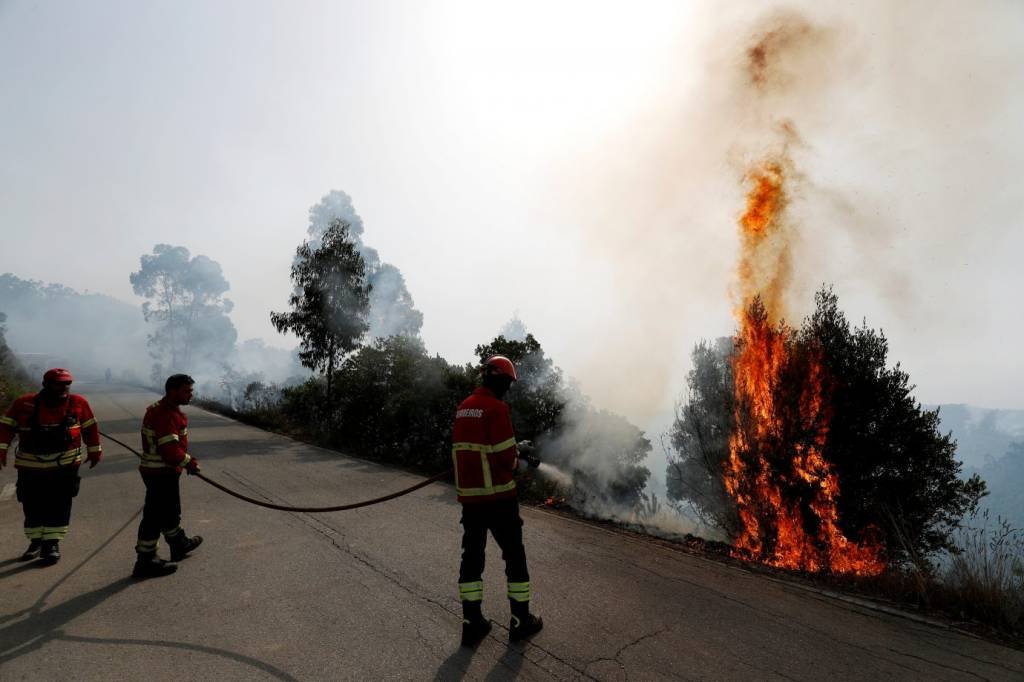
[
  {"xmin": 483, "ymin": 355, "xmax": 518, "ymax": 381},
  {"xmin": 43, "ymin": 368, "xmax": 74, "ymax": 384}
]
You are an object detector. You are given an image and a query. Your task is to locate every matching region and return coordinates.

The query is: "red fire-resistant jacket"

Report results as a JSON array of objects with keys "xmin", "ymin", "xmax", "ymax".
[
  {"xmin": 0, "ymin": 393, "xmax": 102, "ymax": 470},
  {"xmin": 140, "ymin": 399, "xmax": 193, "ymax": 476},
  {"xmin": 452, "ymin": 387, "xmax": 519, "ymax": 504}
]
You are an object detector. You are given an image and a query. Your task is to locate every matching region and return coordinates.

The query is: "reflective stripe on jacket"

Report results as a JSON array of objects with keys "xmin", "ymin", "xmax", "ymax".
[
  {"xmin": 452, "ymin": 387, "xmax": 519, "ymax": 504},
  {"xmin": 140, "ymin": 400, "xmax": 191, "ymax": 475},
  {"xmin": 0, "ymin": 393, "xmax": 101, "ymax": 470}
]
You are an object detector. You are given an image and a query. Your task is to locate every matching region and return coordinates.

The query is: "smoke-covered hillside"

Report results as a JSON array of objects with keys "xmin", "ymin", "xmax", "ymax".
[
  {"xmin": 0, "ymin": 273, "xmax": 152, "ymax": 381},
  {"xmin": 936, "ymin": 404, "xmax": 1024, "ymax": 529},
  {"xmin": 935, "ymin": 404, "xmax": 1024, "ymax": 470}
]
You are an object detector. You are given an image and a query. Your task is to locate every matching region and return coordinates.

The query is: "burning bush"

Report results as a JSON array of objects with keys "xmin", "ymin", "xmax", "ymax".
[{"xmin": 668, "ymin": 288, "xmax": 987, "ymax": 573}]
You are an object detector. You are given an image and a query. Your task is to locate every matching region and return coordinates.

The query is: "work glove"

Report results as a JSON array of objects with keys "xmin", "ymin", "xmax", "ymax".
[
  {"xmin": 185, "ymin": 457, "xmax": 201, "ymax": 475},
  {"xmin": 517, "ymin": 441, "xmax": 540, "ymax": 469},
  {"xmin": 87, "ymin": 451, "xmax": 102, "ymax": 468}
]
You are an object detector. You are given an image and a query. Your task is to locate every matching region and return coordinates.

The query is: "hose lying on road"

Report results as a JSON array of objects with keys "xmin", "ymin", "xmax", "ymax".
[{"xmin": 100, "ymin": 431, "xmax": 451, "ymax": 513}]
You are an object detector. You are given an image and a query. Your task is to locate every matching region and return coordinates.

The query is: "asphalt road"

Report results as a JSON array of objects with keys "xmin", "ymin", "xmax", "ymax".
[{"xmin": 1, "ymin": 383, "xmax": 1022, "ymax": 681}]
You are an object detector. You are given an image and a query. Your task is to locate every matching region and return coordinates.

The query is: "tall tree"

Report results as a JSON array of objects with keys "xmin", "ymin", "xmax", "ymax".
[
  {"xmin": 667, "ymin": 288, "xmax": 987, "ymax": 565},
  {"xmin": 129, "ymin": 244, "xmax": 236, "ymax": 371},
  {"xmin": 271, "ymin": 219, "xmax": 370, "ymax": 403},
  {"xmin": 306, "ymin": 190, "xmax": 423, "ymax": 339}
]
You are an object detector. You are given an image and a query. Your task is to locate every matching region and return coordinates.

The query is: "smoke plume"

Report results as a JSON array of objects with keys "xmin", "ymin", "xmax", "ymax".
[{"xmin": 553, "ymin": 0, "xmax": 1024, "ymax": 424}]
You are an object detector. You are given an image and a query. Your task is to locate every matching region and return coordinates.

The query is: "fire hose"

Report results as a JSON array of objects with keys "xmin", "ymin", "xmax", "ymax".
[{"xmin": 99, "ymin": 431, "xmax": 450, "ymax": 513}]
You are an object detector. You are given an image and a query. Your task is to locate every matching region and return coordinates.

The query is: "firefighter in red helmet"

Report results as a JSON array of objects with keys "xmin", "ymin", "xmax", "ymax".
[
  {"xmin": 0, "ymin": 368, "xmax": 102, "ymax": 564},
  {"xmin": 452, "ymin": 355, "xmax": 543, "ymax": 646}
]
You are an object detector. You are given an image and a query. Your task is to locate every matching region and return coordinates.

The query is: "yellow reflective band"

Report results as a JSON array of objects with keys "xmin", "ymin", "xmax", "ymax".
[
  {"xmin": 156, "ymin": 434, "xmax": 180, "ymax": 446},
  {"xmin": 0, "ymin": 416, "xmax": 17, "ymax": 427},
  {"xmin": 0, "ymin": 443, "xmax": 8, "ymax": 451},
  {"xmin": 180, "ymin": 428, "xmax": 188, "ymax": 436},
  {"xmin": 16, "ymin": 449, "xmax": 83, "ymax": 468},
  {"xmin": 141, "ymin": 427, "xmax": 156, "ymax": 436},
  {"xmin": 42, "ymin": 526, "xmax": 69, "ymax": 540},
  {"xmin": 492, "ymin": 437, "xmax": 517, "ymax": 452},
  {"xmin": 480, "ymin": 452, "xmax": 493, "ymax": 490},
  {"xmin": 456, "ymin": 480, "xmax": 516, "ymax": 497},
  {"xmin": 452, "ymin": 437, "xmax": 518, "ymax": 455},
  {"xmin": 25, "ymin": 527, "xmax": 44, "ymax": 540},
  {"xmin": 80, "ymin": 418, "xmax": 97, "ymax": 428},
  {"xmin": 87, "ymin": 446, "xmax": 102, "ymax": 454},
  {"xmin": 136, "ymin": 539, "xmax": 159, "ymax": 551},
  {"xmin": 507, "ymin": 581, "xmax": 531, "ymax": 602},
  {"xmin": 452, "ymin": 442, "xmax": 491, "ymax": 453},
  {"xmin": 181, "ymin": 453, "xmax": 191, "ymax": 466},
  {"xmin": 459, "ymin": 581, "xmax": 484, "ymax": 602}
]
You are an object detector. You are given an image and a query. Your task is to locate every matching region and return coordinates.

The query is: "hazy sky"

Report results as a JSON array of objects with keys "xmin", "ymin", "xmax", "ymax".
[{"xmin": 2, "ymin": 0, "xmax": 1022, "ymax": 425}]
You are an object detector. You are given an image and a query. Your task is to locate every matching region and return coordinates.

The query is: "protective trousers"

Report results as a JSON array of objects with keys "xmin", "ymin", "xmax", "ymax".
[
  {"xmin": 458, "ymin": 498, "xmax": 531, "ymax": 611},
  {"xmin": 16, "ymin": 469, "xmax": 80, "ymax": 541},
  {"xmin": 136, "ymin": 474, "xmax": 184, "ymax": 556}
]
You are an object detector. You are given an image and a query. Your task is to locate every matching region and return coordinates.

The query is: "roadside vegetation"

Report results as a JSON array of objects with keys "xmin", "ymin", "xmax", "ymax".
[{"xmin": 0, "ymin": 312, "xmax": 31, "ymax": 405}]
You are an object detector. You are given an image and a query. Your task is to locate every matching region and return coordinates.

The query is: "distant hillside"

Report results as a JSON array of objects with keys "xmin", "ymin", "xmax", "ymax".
[
  {"xmin": 933, "ymin": 403, "xmax": 1024, "ymax": 470},
  {"xmin": 934, "ymin": 404, "xmax": 1024, "ymax": 529},
  {"xmin": 0, "ymin": 273, "xmax": 152, "ymax": 380}
]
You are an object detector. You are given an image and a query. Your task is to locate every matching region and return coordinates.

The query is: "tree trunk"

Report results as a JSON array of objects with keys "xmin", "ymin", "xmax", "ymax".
[{"xmin": 326, "ymin": 341, "xmax": 334, "ymax": 414}]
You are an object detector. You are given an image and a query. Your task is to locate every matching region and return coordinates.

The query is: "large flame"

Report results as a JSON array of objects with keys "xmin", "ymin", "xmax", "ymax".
[{"xmin": 724, "ymin": 159, "xmax": 883, "ymax": 576}]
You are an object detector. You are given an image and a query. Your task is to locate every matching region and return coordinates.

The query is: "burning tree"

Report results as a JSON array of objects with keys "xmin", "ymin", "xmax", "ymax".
[
  {"xmin": 668, "ymin": 146, "xmax": 986, "ymax": 574},
  {"xmin": 670, "ymin": 293, "xmax": 987, "ymax": 572}
]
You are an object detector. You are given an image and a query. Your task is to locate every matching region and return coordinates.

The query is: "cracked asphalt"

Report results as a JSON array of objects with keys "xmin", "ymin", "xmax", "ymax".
[{"xmin": 2, "ymin": 383, "xmax": 1022, "ymax": 681}]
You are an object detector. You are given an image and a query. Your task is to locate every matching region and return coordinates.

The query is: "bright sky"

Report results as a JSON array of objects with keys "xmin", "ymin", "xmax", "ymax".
[{"xmin": 2, "ymin": 0, "xmax": 1022, "ymax": 424}]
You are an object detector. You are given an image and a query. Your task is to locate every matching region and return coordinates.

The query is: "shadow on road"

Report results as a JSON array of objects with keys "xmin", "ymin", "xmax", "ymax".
[
  {"xmin": 432, "ymin": 638, "xmax": 530, "ymax": 681},
  {"xmin": 0, "ymin": 576, "xmax": 135, "ymax": 661},
  {"xmin": 58, "ymin": 634, "xmax": 301, "ymax": 682},
  {"xmin": 0, "ymin": 560, "xmax": 51, "ymax": 581},
  {"xmin": 433, "ymin": 645, "xmax": 475, "ymax": 681},
  {"xmin": 483, "ymin": 642, "xmax": 527, "ymax": 681}
]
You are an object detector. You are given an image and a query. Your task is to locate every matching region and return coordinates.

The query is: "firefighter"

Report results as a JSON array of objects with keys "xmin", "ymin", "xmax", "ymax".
[
  {"xmin": 453, "ymin": 355, "xmax": 543, "ymax": 646},
  {"xmin": 132, "ymin": 373, "xmax": 203, "ymax": 579},
  {"xmin": 0, "ymin": 368, "xmax": 102, "ymax": 564}
]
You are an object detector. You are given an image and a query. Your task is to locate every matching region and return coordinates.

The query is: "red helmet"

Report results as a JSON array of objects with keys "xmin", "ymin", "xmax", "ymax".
[
  {"xmin": 483, "ymin": 355, "xmax": 518, "ymax": 381},
  {"xmin": 43, "ymin": 368, "xmax": 74, "ymax": 384}
]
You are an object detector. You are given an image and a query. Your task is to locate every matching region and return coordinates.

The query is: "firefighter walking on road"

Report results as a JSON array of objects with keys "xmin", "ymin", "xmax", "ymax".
[
  {"xmin": 453, "ymin": 355, "xmax": 543, "ymax": 646},
  {"xmin": 0, "ymin": 368, "xmax": 102, "ymax": 564},
  {"xmin": 132, "ymin": 373, "xmax": 203, "ymax": 579}
]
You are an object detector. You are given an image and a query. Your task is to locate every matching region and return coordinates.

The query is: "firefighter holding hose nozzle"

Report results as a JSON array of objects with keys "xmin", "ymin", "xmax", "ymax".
[{"xmin": 452, "ymin": 355, "xmax": 543, "ymax": 646}]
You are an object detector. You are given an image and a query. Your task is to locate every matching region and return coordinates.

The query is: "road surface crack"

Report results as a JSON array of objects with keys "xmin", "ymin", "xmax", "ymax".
[{"xmin": 885, "ymin": 647, "xmax": 992, "ymax": 681}]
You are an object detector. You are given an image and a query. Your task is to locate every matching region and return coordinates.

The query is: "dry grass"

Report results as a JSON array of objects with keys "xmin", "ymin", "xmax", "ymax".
[{"xmin": 941, "ymin": 510, "xmax": 1024, "ymax": 632}]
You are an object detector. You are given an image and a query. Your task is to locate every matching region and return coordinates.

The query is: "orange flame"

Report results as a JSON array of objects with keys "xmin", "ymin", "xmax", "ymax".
[{"xmin": 724, "ymin": 159, "xmax": 883, "ymax": 576}]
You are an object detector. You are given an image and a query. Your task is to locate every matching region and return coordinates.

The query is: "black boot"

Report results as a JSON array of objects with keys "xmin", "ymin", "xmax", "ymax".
[
  {"xmin": 168, "ymin": 532, "xmax": 203, "ymax": 562},
  {"xmin": 461, "ymin": 601, "xmax": 492, "ymax": 647},
  {"xmin": 39, "ymin": 540, "xmax": 61, "ymax": 565},
  {"xmin": 509, "ymin": 600, "xmax": 543, "ymax": 642},
  {"xmin": 20, "ymin": 540, "xmax": 42, "ymax": 561},
  {"xmin": 133, "ymin": 554, "xmax": 178, "ymax": 579}
]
